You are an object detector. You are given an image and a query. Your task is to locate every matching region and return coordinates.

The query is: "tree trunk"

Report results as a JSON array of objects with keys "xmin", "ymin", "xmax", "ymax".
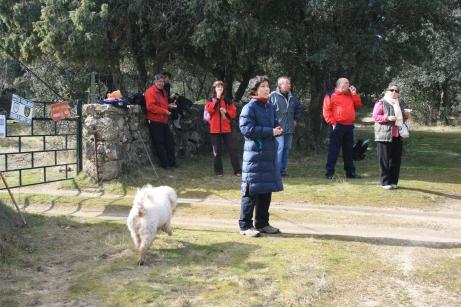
[
  {"xmin": 224, "ymin": 74, "xmax": 234, "ymax": 99},
  {"xmin": 128, "ymin": 14, "xmax": 147, "ymax": 92},
  {"xmin": 430, "ymin": 84, "xmax": 443, "ymax": 125},
  {"xmin": 303, "ymin": 69, "xmax": 328, "ymax": 154},
  {"xmin": 109, "ymin": 50, "xmax": 125, "ymax": 95},
  {"xmin": 234, "ymin": 69, "xmax": 253, "ymax": 101},
  {"xmin": 438, "ymin": 82, "xmax": 449, "ymax": 125}
]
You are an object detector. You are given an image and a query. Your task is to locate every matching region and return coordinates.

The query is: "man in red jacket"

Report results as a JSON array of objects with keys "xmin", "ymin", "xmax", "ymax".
[
  {"xmin": 145, "ymin": 74, "xmax": 177, "ymax": 169},
  {"xmin": 323, "ymin": 77, "xmax": 363, "ymax": 179}
]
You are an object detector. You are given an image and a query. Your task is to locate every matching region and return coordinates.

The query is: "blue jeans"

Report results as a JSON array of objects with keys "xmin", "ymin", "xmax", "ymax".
[
  {"xmin": 326, "ymin": 124, "xmax": 355, "ymax": 177},
  {"xmin": 276, "ymin": 134, "xmax": 293, "ymax": 176}
]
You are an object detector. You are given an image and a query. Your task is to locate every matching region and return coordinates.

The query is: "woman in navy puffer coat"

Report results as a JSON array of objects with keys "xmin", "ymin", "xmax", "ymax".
[{"xmin": 238, "ymin": 76, "xmax": 283, "ymax": 237}]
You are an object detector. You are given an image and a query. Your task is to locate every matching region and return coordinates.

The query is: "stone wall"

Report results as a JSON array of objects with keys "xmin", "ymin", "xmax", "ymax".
[{"xmin": 82, "ymin": 104, "xmax": 209, "ymax": 181}]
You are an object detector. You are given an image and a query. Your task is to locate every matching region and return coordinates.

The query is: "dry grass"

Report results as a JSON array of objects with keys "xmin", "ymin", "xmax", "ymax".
[{"xmin": 1, "ymin": 208, "xmax": 460, "ymax": 306}]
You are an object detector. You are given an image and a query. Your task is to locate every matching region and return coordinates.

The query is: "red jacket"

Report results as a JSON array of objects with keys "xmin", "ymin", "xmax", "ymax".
[
  {"xmin": 205, "ymin": 97, "xmax": 237, "ymax": 134},
  {"xmin": 323, "ymin": 89, "xmax": 362, "ymax": 125},
  {"xmin": 144, "ymin": 85, "xmax": 170, "ymax": 124}
]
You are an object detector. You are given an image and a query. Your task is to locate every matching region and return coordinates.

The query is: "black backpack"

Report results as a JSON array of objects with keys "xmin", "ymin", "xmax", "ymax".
[
  {"xmin": 130, "ymin": 92, "xmax": 146, "ymax": 112},
  {"xmin": 353, "ymin": 139, "xmax": 369, "ymax": 161}
]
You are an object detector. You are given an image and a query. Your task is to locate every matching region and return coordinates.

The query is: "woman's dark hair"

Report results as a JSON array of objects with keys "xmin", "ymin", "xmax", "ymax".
[
  {"xmin": 211, "ymin": 80, "xmax": 224, "ymax": 98},
  {"xmin": 248, "ymin": 75, "xmax": 270, "ymax": 96}
]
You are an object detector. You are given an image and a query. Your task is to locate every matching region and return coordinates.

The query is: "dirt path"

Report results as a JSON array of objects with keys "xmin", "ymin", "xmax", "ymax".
[
  {"xmin": 14, "ymin": 193, "xmax": 461, "ymax": 249},
  {"xmin": 3, "ymin": 183, "xmax": 461, "ymax": 247}
]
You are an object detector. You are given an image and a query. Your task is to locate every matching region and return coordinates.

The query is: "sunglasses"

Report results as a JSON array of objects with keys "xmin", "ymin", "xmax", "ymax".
[{"xmin": 388, "ymin": 89, "xmax": 400, "ymax": 93}]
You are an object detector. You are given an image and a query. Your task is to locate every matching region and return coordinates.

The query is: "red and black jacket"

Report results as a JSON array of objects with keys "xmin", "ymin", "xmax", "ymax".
[
  {"xmin": 144, "ymin": 85, "xmax": 170, "ymax": 124},
  {"xmin": 205, "ymin": 96, "xmax": 237, "ymax": 134}
]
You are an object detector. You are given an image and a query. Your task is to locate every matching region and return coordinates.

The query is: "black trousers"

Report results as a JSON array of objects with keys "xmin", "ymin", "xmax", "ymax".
[
  {"xmin": 239, "ymin": 191, "xmax": 272, "ymax": 230},
  {"xmin": 377, "ymin": 137, "xmax": 403, "ymax": 186},
  {"xmin": 210, "ymin": 133, "xmax": 241, "ymax": 175},
  {"xmin": 326, "ymin": 124, "xmax": 356, "ymax": 177},
  {"xmin": 148, "ymin": 121, "xmax": 176, "ymax": 168}
]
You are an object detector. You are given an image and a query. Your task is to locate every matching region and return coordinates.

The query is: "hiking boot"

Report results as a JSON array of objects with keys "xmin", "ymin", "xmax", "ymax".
[
  {"xmin": 346, "ymin": 174, "xmax": 361, "ymax": 179},
  {"xmin": 257, "ymin": 224, "xmax": 281, "ymax": 234},
  {"xmin": 239, "ymin": 228, "xmax": 261, "ymax": 237}
]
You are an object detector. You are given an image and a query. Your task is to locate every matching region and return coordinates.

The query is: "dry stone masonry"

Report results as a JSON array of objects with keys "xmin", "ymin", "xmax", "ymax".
[{"xmin": 82, "ymin": 104, "xmax": 209, "ymax": 181}]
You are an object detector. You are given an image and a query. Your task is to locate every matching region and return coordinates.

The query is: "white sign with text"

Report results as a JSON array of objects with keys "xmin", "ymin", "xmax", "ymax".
[{"xmin": 10, "ymin": 94, "xmax": 34, "ymax": 125}]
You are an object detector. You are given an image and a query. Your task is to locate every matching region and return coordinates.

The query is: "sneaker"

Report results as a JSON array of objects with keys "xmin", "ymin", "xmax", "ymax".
[
  {"xmin": 391, "ymin": 184, "xmax": 398, "ymax": 189},
  {"xmin": 382, "ymin": 185, "xmax": 392, "ymax": 190},
  {"xmin": 257, "ymin": 224, "xmax": 281, "ymax": 234},
  {"xmin": 239, "ymin": 228, "xmax": 261, "ymax": 237}
]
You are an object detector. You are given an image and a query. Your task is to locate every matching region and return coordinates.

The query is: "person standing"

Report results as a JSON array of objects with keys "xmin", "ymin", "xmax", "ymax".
[
  {"xmin": 322, "ymin": 77, "xmax": 363, "ymax": 179},
  {"xmin": 144, "ymin": 74, "xmax": 177, "ymax": 169},
  {"xmin": 239, "ymin": 76, "xmax": 283, "ymax": 237},
  {"xmin": 162, "ymin": 71, "xmax": 172, "ymax": 98},
  {"xmin": 373, "ymin": 85, "xmax": 409, "ymax": 189},
  {"xmin": 205, "ymin": 81, "xmax": 241, "ymax": 176},
  {"xmin": 269, "ymin": 76, "xmax": 302, "ymax": 177}
]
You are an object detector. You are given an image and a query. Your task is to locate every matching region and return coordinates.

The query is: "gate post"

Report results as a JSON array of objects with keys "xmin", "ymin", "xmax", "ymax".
[{"xmin": 76, "ymin": 99, "xmax": 83, "ymax": 173}]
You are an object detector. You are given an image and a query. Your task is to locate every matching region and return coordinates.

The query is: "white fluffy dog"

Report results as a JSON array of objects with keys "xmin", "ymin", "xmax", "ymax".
[{"xmin": 127, "ymin": 185, "xmax": 177, "ymax": 265}]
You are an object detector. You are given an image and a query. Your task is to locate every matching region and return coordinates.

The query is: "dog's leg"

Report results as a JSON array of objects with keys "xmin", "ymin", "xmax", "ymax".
[
  {"xmin": 138, "ymin": 233, "xmax": 155, "ymax": 265},
  {"xmin": 138, "ymin": 243, "xmax": 147, "ymax": 266},
  {"xmin": 164, "ymin": 222, "xmax": 173, "ymax": 236},
  {"xmin": 130, "ymin": 231, "xmax": 140, "ymax": 249}
]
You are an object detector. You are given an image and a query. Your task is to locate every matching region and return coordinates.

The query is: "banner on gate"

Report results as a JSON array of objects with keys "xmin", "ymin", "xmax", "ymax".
[
  {"xmin": 0, "ymin": 115, "xmax": 5, "ymax": 138},
  {"xmin": 50, "ymin": 100, "xmax": 71, "ymax": 122},
  {"xmin": 10, "ymin": 94, "xmax": 34, "ymax": 125}
]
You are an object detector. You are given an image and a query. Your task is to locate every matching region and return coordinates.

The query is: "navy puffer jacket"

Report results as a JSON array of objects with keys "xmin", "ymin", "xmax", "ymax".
[{"xmin": 239, "ymin": 98, "xmax": 283, "ymax": 195}]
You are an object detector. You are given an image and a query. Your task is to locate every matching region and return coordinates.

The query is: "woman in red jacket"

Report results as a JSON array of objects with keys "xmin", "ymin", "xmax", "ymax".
[{"xmin": 205, "ymin": 81, "xmax": 241, "ymax": 176}]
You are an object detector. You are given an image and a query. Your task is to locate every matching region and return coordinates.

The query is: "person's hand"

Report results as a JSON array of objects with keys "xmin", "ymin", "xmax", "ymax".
[
  {"xmin": 166, "ymin": 110, "xmax": 171, "ymax": 116},
  {"xmin": 168, "ymin": 103, "xmax": 177, "ymax": 109},
  {"xmin": 349, "ymin": 85, "xmax": 357, "ymax": 94},
  {"xmin": 388, "ymin": 115, "xmax": 397, "ymax": 121},
  {"xmin": 273, "ymin": 126, "xmax": 283, "ymax": 136},
  {"xmin": 216, "ymin": 87, "xmax": 223, "ymax": 98},
  {"xmin": 220, "ymin": 107, "xmax": 227, "ymax": 115}
]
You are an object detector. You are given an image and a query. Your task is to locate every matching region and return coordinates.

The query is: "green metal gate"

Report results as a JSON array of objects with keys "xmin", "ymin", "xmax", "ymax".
[{"xmin": 0, "ymin": 100, "xmax": 82, "ymax": 189}]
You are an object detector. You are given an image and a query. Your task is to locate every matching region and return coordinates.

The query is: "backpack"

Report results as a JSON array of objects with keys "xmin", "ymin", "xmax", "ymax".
[
  {"xmin": 353, "ymin": 139, "xmax": 369, "ymax": 161},
  {"xmin": 130, "ymin": 93, "xmax": 146, "ymax": 112},
  {"xmin": 203, "ymin": 106, "xmax": 211, "ymax": 123}
]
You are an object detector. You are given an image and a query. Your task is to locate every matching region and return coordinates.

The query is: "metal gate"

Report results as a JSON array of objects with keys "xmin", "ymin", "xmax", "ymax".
[{"xmin": 0, "ymin": 100, "xmax": 82, "ymax": 190}]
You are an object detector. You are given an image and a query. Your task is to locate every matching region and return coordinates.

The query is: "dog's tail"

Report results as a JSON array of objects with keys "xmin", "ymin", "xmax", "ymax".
[{"xmin": 163, "ymin": 186, "xmax": 178, "ymax": 211}]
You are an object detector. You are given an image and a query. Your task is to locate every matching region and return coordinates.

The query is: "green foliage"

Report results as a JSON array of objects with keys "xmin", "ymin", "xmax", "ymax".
[{"xmin": 0, "ymin": 0, "xmax": 459, "ymax": 142}]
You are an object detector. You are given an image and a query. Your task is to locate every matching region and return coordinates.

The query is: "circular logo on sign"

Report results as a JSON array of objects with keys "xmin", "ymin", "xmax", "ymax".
[{"xmin": 24, "ymin": 106, "xmax": 31, "ymax": 117}]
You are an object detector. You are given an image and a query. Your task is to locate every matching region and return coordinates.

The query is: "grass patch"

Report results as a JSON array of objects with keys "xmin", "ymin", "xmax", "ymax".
[
  {"xmin": 1, "ymin": 209, "xmax": 460, "ymax": 306},
  {"xmin": 56, "ymin": 127, "xmax": 461, "ymax": 209}
]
